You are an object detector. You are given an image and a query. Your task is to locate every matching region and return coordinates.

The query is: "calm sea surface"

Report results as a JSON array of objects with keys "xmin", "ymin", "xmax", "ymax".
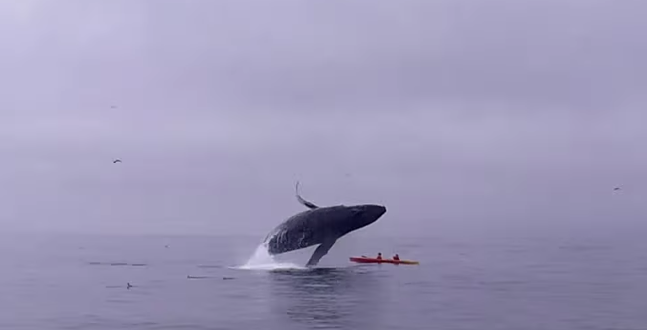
[{"xmin": 1, "ymin": 232, "xmax": 646, "ymax": 330}]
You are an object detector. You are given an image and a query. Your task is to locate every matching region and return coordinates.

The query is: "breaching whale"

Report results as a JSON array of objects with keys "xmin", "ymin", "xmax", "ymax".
[{"xmin": 263, "ymin": 182, "xmax": 387, "ymax": 267}]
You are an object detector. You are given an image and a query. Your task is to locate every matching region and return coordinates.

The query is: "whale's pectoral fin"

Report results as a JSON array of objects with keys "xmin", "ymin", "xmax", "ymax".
[
  {"xmin": 296, "ymin": 181, "xmax": 319, "ymax": 209},
  {"xmin": 306, "ymin": 238, "xmax": 337, "ymax": 267},
  {"xmin": 297, "ymin": 194, "xmax": 318, "ymax": 209}
]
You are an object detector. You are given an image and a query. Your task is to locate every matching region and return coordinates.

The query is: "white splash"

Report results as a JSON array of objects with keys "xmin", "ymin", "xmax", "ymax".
[{"xmin": 233, "ymin": 243, "xmax": 305, "ymax": 271}]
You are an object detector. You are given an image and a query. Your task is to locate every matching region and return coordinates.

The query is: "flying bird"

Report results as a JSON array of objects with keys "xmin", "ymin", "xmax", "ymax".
[{"xmin": 113, "ymin": 159, "xmax": 122, "ymax": 164}]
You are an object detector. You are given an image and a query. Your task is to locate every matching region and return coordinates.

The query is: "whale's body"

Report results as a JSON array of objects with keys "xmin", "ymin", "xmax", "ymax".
[{"xmin": 263, "ymin": 183, "xmax": 386, "ymax": 266}]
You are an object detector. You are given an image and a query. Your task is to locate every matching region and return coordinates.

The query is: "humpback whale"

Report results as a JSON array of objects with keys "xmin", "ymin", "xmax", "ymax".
[{"xmin": 263, "ymin": 182, "xmax": 386, "ymax": 267}]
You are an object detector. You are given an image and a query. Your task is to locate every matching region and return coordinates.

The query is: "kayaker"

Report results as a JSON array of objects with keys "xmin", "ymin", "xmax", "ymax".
[
  {"xmin": 393, "ymin": 254, "xmax": 400, "ymax": 261},
  {"xmin": 376, "ymin": 252, "xmax": 382, "ymax": 260}
]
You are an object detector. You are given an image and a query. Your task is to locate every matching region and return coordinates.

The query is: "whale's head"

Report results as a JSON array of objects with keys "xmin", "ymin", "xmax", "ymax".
[
  {"xmin": 333, "ymin": 204, "xmax": 387, "ymax": 235},
  {"xmin": 353, "ymin": 204, "xmax": 387, "ymax": 226}
]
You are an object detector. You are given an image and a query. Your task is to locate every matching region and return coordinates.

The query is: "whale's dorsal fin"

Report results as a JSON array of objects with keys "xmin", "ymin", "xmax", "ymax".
[{"xmin": 295, "ymin": 181, "xmax": 319, "ymax": 209}]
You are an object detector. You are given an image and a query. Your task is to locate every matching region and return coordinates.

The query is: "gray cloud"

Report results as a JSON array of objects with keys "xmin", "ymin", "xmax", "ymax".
[{"xmin": 1, "ymin": 0, "xmax": 646, "ymax": 236}]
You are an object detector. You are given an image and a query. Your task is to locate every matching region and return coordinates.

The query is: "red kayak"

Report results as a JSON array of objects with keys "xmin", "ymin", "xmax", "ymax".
[{"xmin": 349, "ymin": 256, "xmax": 419, "ymax": 265}]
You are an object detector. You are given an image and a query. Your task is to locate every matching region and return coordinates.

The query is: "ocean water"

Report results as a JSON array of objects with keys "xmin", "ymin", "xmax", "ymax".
[{"xmin": 1, "ymin": 232, "xmax": 646, "ymax": 330}]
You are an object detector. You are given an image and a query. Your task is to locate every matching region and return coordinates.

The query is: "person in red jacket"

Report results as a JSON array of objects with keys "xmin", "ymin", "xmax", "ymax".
[
  {"xmin": 393, "ymin": 254, "xmax": 400, "ymax": 261},
  {"xmin": 376, "ymin": 252, "xmax": 382, "ymax": 260}
]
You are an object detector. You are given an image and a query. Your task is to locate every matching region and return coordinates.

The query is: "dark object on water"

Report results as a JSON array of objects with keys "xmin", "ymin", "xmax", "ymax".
[
  {"xmin": 223, "ymin": 277, "xmax": 235, "ymax": 280},
  {"xmin": 127, "ymin": 283, "xmax": 133, "ymax": 289}
]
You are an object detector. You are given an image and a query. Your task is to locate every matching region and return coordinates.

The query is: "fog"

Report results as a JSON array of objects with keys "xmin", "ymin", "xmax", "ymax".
[{"xmin": 1, "ymin": 0, "xmax": 645, "ymax": 237}]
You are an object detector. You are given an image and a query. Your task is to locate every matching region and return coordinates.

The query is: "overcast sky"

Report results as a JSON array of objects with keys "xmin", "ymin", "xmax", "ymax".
[{"xmin": 1, "ymin": 0, "xmax": 645, "ymax": 237}]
